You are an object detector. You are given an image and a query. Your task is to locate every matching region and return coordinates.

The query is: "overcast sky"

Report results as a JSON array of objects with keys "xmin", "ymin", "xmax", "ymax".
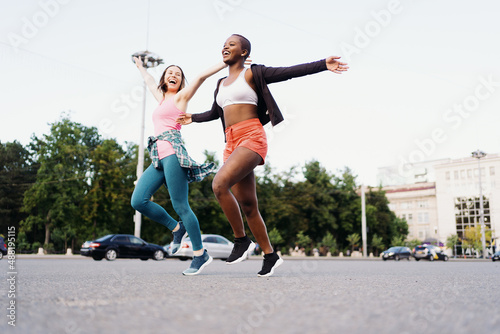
[{"xmin": 1, "ymin": 0, "xmax": 499, "ymax": 186}]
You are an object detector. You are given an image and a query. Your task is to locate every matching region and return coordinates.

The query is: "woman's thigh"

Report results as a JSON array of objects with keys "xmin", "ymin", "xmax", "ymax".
[
  {"xmin": 214, "ymin": 147, "xmax": 262, "ymax": 190},
  {"xmin": 161, "ymin": 155, "xmax": 189, "ymax": 204},
  {"xmin": 131, "ymin": 164, "xmax": 165, "ymax": 205}
]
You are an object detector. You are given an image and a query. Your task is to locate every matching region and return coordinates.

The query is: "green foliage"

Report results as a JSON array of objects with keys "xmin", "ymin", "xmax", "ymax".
[
  {"xmin": 370, "ymin": 233, "xmax": 384, "ymax": 256},
  {"xmin": 295, "ymin": 230, "xmax": 311, "ymax": 246},
  {"xmin": 406, "ymin": 239, "xmax": 422, "ymax": 249},
  {"xmin": 320, "ymin": 231, "xmax": 337, "ymax": 254},
  {"xmin": 365, "ymin": 187, "xmax": 408, "ymax": 248},
  {"xmin": 462, "ymin": 226, "xmax": 491, "ymax": 252},
  {"xmin": 446, "ymin": 234, "xmax": 459, "ymax": 256},
  {"xmin": 390, "ymin": 235, "xmax": 405, "ymax": 247},
  {"xmin": 346, "ymin": 233, "xmax": 360, "ymax": 252},
  {"xmin": 268, "ymin": 227, "xmax": 284, "ymax": 247},
  {"xmin": 18, "ymin": 115, "xmax": 137, "ymax": 252},
  {"xmin": 0, "ymin": 140, "xmax": 38, "ymax": 234},
  {"xmin": 9, "ymin": 117, "xmax": 406, "ymax": 255},
  {"xmin": 446, "ymin": 234, "xmax": 459, "ymax": 249}
]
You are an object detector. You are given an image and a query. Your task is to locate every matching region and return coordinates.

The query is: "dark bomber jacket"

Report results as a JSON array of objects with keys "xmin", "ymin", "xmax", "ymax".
[{"xmin": 191, "ymin": 59, "xmax": 328, "ymax": 138}]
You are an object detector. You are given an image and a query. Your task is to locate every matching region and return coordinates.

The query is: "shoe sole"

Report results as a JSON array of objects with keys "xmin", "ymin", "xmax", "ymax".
[
  {"xmin": 226, "ymin": 241, "xmax": 255, "ymax": 265},
  {"xmin": 257, "ymin": 257, "xmax": 284, "ymax": 277},
  {"xmin": 182, "ymin": 255, "xmax": 213, "ymax": 276},
  {"xmin": 171, "ymin": 231, "xmax": 188, "ymax": 256}
]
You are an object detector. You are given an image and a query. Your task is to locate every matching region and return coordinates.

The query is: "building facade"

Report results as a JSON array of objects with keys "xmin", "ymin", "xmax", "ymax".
[
  {"xmin": 380, "ymin": 153, "xmax": 500, "ymax": 251},
  {"xmin": 384, "ymin": 182, "xmax": 438, "ymax": 242}
]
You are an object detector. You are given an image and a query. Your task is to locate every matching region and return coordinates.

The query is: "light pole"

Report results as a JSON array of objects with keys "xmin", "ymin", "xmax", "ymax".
[
  {"xmin": 471, "ymin": 149, "xmax": 487, "ymax": 258},
  {"xmin": 361, "ymin": 185, "xmax": 367, "ymax": 257},
  {"xmin": 131, "ymin": 51, "xmax": 163, "ymax": 238}
]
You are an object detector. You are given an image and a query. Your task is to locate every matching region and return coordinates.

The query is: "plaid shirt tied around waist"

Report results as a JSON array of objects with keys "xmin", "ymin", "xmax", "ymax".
[{"xmin": 147, "ymin": 130, "xmax": 216, "ymax": 183}]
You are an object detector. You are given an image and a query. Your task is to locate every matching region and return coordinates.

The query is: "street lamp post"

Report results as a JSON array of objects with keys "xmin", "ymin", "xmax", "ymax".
[
  {"xmin": 361, "ymin": 185, "xmax": 367, "ymax": 257},
  {"xmin": 131, "ymin": 51, "xmax": 163, "ymax": 238},
  {"xmin": 471, "ymin": 149, "xmax": 487, "ymax": 258}
]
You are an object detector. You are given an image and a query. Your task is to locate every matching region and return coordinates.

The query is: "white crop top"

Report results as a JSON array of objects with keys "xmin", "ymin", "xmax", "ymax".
[{"xmin": 216, "ymin": 68, "xmax": 258, "ymax": 109}]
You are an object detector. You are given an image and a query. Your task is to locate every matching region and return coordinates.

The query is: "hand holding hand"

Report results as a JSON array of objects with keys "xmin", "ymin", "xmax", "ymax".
[
  {"xmin": 176, "ymin": 113, "xmax": 193, "ymax": 125},
  {"xmin": 326, "ymin": 56, "xmax": 349, "ymax": 74}
]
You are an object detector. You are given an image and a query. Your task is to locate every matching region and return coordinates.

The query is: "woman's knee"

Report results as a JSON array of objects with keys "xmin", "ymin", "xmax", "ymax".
[
  {"xmin": 131, "ymin": 192, "xmax": 145, "ymax": 211},
  {"xmin": 171, "ymin": 200, "xmax": 191, "ymax": 218},
  {"xmin": 239, "ymin": 199, "xmax": 258, "ymax": 218},
  {"xmin": 212, "ymin": 176, "xmax": 230, "ymax": 199}
]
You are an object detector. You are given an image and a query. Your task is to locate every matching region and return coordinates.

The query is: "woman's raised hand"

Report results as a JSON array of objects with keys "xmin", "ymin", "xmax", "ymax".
[
  {"xmin": 133, "ymin": 56, "xmax": 144, "ymax": 68},
  {"xmin": 326, "ymin": 56, "xmax": 349, "ymax": 74}
]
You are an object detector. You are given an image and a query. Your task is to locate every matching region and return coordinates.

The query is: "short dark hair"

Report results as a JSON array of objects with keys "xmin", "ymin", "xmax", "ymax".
[{"xmin": 232, "ymin": 34, "xmax": 251, "ymax": 60}]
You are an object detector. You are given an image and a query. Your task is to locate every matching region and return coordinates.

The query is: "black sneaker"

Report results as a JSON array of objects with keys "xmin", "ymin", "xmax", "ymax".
[
  {"xmin": 226, "ymin": 236, "xmax": 255, "ymax": 265},
  {"xmin": 257, "ymin": 252, "xmax": 283, "ymax": 277}
]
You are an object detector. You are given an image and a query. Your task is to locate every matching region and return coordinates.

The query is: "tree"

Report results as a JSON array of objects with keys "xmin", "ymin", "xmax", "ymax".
[
  {"xmin": 462, "ymin": 226, "xmax": 491, "ymax": 254},
  {"xmin": 0, "ymin": 141, "xmax": 38, "ymax": 234},
  {"xmin": 390, "ymin": 235, "xmax": 405, "ymax": 247},
  {"xmin": 268, "ymin": 227, "xmax": 284, "ymax": 248},
  {"xmin": 406, "ymin": 239, "xmax": 422, "ymax": 249},
  {"xmin": 370, "ymin": 233, "xmax": 384, "ymax": 256},
  {"xmin": 81, "ymin": 139, "xmax": 136, "ymax": 242},
  {"xmin": 21, "ymin": 115, "xmax": 101, "ymax": 251},
  {"xmin": 346, "ymin": 233, "xmax": 360, "ymax": 253},
  {"xmin": 366, "ymin": 187, "xmax": 408, "ymax": 247},
  {"xmin": 257, "ymin": 163, "xmax": 305, "ymax": 247},
  {"xmin": 332, "ymin": 167, "xmax": 361, "ymax": 250},
  {"xmin": 446, "ymin": 234, "xmax": 459, "ymax": 257},
  {"xmin": 295, "ymin": 161, "xmax": 338, "ymax": 244},
  {"xmin": 295, "ymin": 230, "xmax": 312, "ymax": 254},
  {"xmin": 320, "ymin": 231, "xmax": 338, "ymax": 255}
]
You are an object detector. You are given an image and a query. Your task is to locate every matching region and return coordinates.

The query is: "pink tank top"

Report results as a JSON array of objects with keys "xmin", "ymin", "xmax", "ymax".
[{"xmin": 152, "ymin": 97, "xmax": 182, "ymax": 160}]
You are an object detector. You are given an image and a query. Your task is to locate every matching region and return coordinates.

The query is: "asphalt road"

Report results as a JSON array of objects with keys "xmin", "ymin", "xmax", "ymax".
[{"xmin": 1, "ymin": 256, "xmax": 499, "ymax": 334}]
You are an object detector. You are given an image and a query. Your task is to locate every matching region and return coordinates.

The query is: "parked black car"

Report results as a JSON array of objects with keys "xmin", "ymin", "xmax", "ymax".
[
  {"xmin": 0, "ymin": 237, "xmax": 7, "ymax": 260},
  {"xmin": 381, "ymin": 246, "xmax": 412, "ymax": 261},
  {"xmin": 492, "ymin": 251, "xmax": 500, "ymax": 262},
  {"xmin": 80, "ymin": 234, "xmax": 167, "ymax": 261},
  {"xmin": 412, "ymin": 244, "xmax": 449, "ymax": 261}
]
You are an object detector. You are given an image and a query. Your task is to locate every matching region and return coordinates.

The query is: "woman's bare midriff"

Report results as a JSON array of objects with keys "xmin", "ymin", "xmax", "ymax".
[{"xmin": 223, "ymin": 104, "xmax": 259, "ymax": 128}]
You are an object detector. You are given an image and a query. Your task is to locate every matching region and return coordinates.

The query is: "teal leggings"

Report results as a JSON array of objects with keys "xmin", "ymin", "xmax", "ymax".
[{"xmin": 131, "ymin": 154, "xmax": 203, "ymax": 251}]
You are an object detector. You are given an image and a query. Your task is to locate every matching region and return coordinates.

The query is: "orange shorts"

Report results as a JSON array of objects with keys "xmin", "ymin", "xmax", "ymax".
[{"xmin": 223, "ymin": 118, "xmax": 268, "ymax": 165}]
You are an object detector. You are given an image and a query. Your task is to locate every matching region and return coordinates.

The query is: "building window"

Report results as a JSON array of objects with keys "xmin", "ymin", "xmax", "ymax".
[
  {"xmin": 417, "ymin": 212, "xmax": 429, "ymax": 224},
  {"xmin": 402, "ymin": 214, "xmax": 406, "ymax": 220},
  {"xmin": 408, "ymin": 213, "xmax": 413, "ymax": 222},
  {"xmin": 417, "ymin": 200, "xmax": 429, "ymax": 208},
  {"xmin": 401, "ymin": 201, "xmax": 413, "ymax": 209},
  {"xmin": 475, "ymin": 168, "xmax": 486, "ymax": 177},
  {"xmin": 454, "ymin": 196, "xmax": 491, "ymax": 240},
  {"xmin": 460, "ymin": 170, "xmax": 465, "ymax": 179},
  {"xmin": 467, "ymin": 169, "xmax": 472, "ymax": 178},
  {"xmin": 454, "ymin": 171, "xmax": 459, "ymax": 180},
  {"xmin": 445, "ymin": 171, "xmax": 450, "ymax": 180},
  {"xmin": 490, "ymin": 166, "xmax": 495, "ymax": 176}
]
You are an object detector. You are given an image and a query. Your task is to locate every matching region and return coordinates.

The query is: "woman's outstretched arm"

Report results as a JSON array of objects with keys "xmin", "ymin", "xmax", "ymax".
[
  {"xmin": 258, "ymin": 56, "xmax": 349, "ymax": 84},
  {"xmin": 133, "ymin": 56, "xmax": 164, "ymax": 102},
  {"xmin": 177, "ymin": 62, "xmax": 227, "ymax": 103}
]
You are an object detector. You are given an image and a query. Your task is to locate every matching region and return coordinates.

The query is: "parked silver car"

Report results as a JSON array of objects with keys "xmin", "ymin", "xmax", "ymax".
[{"xmin": 165, "ymin": 234, "xmax": 237, "ymax": 261}]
